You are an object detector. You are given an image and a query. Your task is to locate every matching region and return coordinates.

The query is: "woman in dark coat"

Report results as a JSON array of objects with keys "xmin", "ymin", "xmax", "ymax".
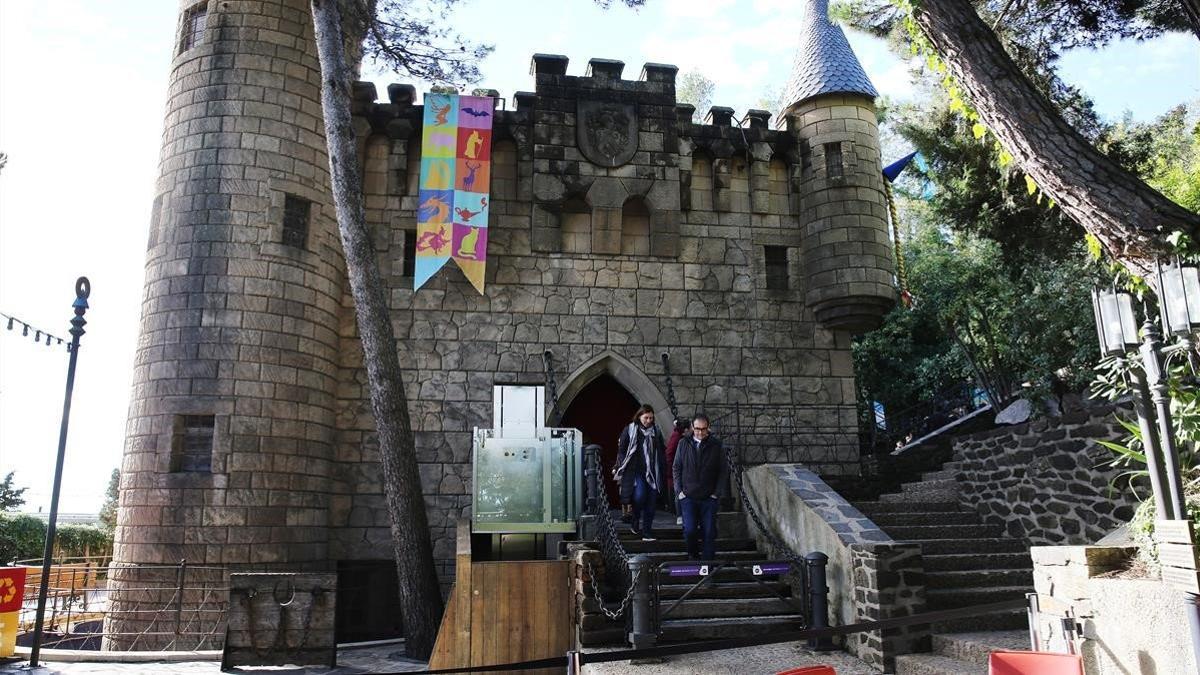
[{"xmin": 613, "ymin": 404, "xmax": 666, "ymax": 540}]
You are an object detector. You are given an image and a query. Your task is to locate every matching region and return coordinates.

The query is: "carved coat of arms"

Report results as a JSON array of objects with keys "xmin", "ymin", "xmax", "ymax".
[{"xmin": 577, "ymin": 101, "xmax": 639, "ymax": 168}]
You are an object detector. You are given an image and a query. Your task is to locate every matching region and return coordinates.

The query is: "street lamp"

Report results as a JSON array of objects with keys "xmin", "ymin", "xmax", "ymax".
[{"xmin": 1090, "ymin": 286, "xmax": 1140, "ymax": 358}]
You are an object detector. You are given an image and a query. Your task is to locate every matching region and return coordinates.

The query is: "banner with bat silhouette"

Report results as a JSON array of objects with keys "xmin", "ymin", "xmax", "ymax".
[{"xmin": 414, "ymin": 93, "xmax": 494, "ymax": 294}]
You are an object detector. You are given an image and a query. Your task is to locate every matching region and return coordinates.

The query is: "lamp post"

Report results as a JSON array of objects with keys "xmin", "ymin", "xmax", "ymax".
[
  {"xmin": 1091, "ymin": 278, "xmax": 1198, "ymax": 669},
  {"xmin": 28, "ymin": 277, "xmax": 90, "ymax": 668}
]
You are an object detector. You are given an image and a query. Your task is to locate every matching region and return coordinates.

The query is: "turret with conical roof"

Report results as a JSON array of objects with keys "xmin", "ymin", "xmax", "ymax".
[{"xmin": 781, "ymin": 0, "xmax": 896, "ymax": 333}]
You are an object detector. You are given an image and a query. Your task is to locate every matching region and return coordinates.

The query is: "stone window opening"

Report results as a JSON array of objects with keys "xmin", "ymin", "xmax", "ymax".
[
  {"xmin": 178, "ymin": 3, "xmax": 207, "ymax": 54},
  {"xmin": 690, "ymin": 152, "xmax": 714, "ymax": 211},
  {"xmin": 768, "ymin": 158, "xmax": 789, "ymax": 215},
  {"xmin": 170, "ymin": 414, "xmax": 215, "ymax": 473},
  {"xmin": 621, "ymin": 197, "xmax": 651, "ymax": 256},
  {"xmin": 561, "ymin": 196, "xmax": 592, "ymax": 254},
  {"xmin": 824, "ymin": 142, "xmax": 844, "ymax": 180},
  {"xmin": 402, "ymin": 229, "xmax": 417, "ymax": 277},
  {"xmin": 765, "ymin": 246, "xmax": 789, "ymax": 290},
  {"xmin": 282, "ymin": 194, "xmax": 311, "ymax": 249}
]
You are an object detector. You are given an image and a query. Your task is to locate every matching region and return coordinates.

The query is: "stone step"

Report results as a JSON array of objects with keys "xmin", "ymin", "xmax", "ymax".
[
  {"xmin": 926, "ymin": 569, "xmax": 1034, "ymax": 590},
  {"xmin": 886, "ymin": 524, "xmax": 1005, "ymax": 540},
  {"xmin": 656, "ymin": 596, "xmax": 804, "ymax": 619},
  {"xmin": 906, "ymin": 537, "xmax": 1027, "ymax": 555},
  {"xmin": 921, "ymin": 470, "xmax": 957, "ymax": 482},
  {"xmin": 659, "ymin": 614, "xmax": 805, "ymax": 642},
  {"xmin": 614, "ymin": 511, "xmax": 748, "ymax": 539},
  {"xmin": 942, "ymin": 461, "xmax": 964, "ymax": 472},
  {"xmin": 638, "ymin": 550, "xmax": 769, "ymax": 565},
  {"xmin": 932, "ymin": 630, "xmax": 1031, "ymax": 666},
  {"xmin": 926, "ymin": 586, "xmax": 1031, "ymax": 611},
  {"xmin": 856, "ymin": 501, "xmax": 966, "ymax": 515},
  {"xmin": 619, "ymin": 537, "xmax": 757, "ymax": 554},
  {"xmin": 932, "ymin": 610, "xmax": 1028, "ymax": 633},
  {"xmin": 868, "ymin": 512, "xmax": 981, "ymax": 527},
  {"xmin": 895, "ymin": 652, "xmax": 977, "ymax": 675},
  {"xmin": 903, "ymin": 478, "xmax": 958, "ymax": 493},
  {"xmin": 658, "ymin": 580, "xmax": 792, "ymax": 600},
  {"xmin": 879, "ymin": 490, "xmax": 959, "ymax": 504},
  {"xmin": 923, "ymin": 552, "xmax": 1032, "ymax": 572}
]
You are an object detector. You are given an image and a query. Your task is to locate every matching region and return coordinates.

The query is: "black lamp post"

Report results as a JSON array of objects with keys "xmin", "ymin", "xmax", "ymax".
[{"xmin": 1091, "ymin": 276, "xmax": 1198, "ymax": 668}]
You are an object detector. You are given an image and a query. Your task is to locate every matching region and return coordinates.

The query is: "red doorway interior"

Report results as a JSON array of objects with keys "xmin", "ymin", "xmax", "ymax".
[{"xmin": 561, "ymin": 374, "xmax": 640, "ymax": 508}]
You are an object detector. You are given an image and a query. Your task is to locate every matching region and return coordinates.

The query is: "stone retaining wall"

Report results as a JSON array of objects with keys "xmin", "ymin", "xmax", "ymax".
[
  {"xmin": 744, "ymin": 464, "xmax": 926, "ymax": 671},
  {"xmin": 953, "ymin": 406, "xmax": 1140, "ymax": 545}
]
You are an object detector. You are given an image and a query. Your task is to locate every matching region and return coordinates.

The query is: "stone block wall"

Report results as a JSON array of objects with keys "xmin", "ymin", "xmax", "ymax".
[
  {"xmin": 1032, "ymin": 545, "xmax": 1197, "ymax": 674},
  {"xmin": 953, "ymin": 406, "xmax": 1140, "ymax": 545}
]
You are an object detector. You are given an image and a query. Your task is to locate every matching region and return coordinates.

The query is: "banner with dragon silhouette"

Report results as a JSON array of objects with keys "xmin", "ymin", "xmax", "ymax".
[{"xmin": 415, "ymin": 93, "xmax": 494, "ymax": 294}]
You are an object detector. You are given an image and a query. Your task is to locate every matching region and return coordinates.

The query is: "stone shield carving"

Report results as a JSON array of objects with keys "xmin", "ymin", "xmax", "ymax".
[{"xmin": 577, "ymin": 101, "xmax": 639, "ymax": 168}]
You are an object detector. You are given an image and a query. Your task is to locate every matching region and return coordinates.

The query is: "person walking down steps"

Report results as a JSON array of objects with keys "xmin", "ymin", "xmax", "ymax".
[
  {"xmin": 614, "ymin": 404, "xmax": 666, "ymax": 542},
  {"xmin": 673, "ymin": 414, "xmax": 728, "ymax": 560}
]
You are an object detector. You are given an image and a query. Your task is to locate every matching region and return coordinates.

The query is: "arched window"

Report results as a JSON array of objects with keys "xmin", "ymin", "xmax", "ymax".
[
  {"xmin": 769, "ymin": 157, "xmax": 789, "ymax": 215},
  {"xmin": 491, "ymin": 139, "xmax": 518, "ymax": 201},
  {"xmin": 690, "ymin": 151, "xmax": 714, "ymax": 211},
  {"xmin": 621, "ymin": 197, "xmax": 650, "ymax": 256},
  {"xmin": 562, "ymin": 196, "xmax": 591, "ymax": 254}
]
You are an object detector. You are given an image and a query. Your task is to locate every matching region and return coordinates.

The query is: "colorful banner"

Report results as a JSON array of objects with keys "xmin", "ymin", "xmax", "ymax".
[{"xmin": 414, "ymin": 93, "xmax": 494, "ymax": 294}]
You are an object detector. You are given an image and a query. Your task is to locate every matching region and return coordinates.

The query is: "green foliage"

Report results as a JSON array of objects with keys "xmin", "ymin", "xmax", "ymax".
[
  {"xmin": 1102, "ymin": 103, "xmax": 1200, "ymax": 214},
  {"xmin": 676, "ymin": 69, "xmax": 715, "ymax": 122},
  {"xmin": 0, "ymin": 471, "xmax": 27, "ymax": 511},
  {"xmin": 99, "ymin": 469, "xmax": 119, "ymax": 531},
  {"xmin": 0, "ymin": 513, "xmax": 113, "ymax": 563}
]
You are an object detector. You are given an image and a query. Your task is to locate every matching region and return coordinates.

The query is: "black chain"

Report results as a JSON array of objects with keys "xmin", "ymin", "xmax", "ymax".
[
  {"xmin": 588, "ymin": 446, "xmax": 632, "ymax": 588},
  {"xmin": 543, "ymin": 350, "xmax": 562, "ymax": 426},
  {"xmin": 660, "ymin": 352, "xmax": 680, "ymax": 420},
  {"xmin": 723, "ymin": 435, "xmax": 805, "ymax": 566}
]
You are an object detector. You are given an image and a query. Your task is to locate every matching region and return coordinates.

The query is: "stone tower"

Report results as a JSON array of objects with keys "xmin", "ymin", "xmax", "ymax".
[
  {"xmin": 107, "ymin": 0, "xmax": 342, "ymax": 648},
  {"xmin": 781, "ymin": 0, "xmax": 895, "ymax": 332}
]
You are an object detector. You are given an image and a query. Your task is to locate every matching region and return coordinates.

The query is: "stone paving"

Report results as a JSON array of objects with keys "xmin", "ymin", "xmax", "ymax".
[{"xmin": 0, "ymin": 639, "xmax": 880, "ymax": 674}]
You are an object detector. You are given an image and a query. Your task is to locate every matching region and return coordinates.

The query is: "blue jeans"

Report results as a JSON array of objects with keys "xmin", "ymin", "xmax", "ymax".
[
  {"xmin": 632, "ymin": 473, "xmax": 657, "ymax": 535},
  {"xmin": 680, "ymin": 495, "xmax": 718, "ymax": 560}
]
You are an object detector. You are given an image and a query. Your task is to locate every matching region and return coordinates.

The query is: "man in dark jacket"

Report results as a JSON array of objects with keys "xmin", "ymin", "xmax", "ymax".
[{"xmin": 672, "ymin": 414, "xmax": 728, "ymax": 560}]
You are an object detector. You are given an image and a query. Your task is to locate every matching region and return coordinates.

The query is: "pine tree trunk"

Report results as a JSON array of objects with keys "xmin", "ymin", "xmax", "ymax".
[
  {"xmin": 911, "ymin": 0, "xmax": 1200, "ymax": 272},
  {"xmin": 310, "ymin": 0, "xmax": 443, "ymax": 659},
  {"xmin": 1184, "ymin": 0, "xmax": 1200, "ymax": 39}
]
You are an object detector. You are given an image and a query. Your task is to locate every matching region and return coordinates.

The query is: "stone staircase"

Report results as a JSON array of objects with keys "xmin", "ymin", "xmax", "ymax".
[
  {"xmin": 580, "ymin": 510, "xmax": 806, "ymax": 644},
  {"xmin": 855, "ymin": 465, "xmax": 1034, "ymax": 671},
  {"xmin": 894, "ymin": 631, "xmax": 1032, "ymax": 674}
]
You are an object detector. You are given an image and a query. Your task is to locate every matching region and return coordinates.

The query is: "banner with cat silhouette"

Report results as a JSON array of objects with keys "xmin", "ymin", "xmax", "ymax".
[{"xmin": 414, "ymin": 93, "xmax": 494, "ymax": 294}]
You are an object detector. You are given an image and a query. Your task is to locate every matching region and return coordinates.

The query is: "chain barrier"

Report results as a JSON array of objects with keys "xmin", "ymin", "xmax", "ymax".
[
  {"xmin": 542, "ymin": 350, "xmax": 562, "ymax": 426},
  {"xmin": 660, "ymin": 352, "xmax": 680, "ymax": 420},
  {"xmin": 584, "ymin": 561, "xmax": 641, "ymax": 621}
]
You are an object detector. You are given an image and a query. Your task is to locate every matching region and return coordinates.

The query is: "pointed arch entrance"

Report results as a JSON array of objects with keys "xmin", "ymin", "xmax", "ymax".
[{"xmin": 557, "ymin": 352, "xmax": 672, "ymax": 507}]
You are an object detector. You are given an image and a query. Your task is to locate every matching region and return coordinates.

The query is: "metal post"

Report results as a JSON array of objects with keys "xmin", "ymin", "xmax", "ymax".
[
  {"xmin": 581, "ymin": 444, "xmax": 601, "ymax": 540},
  {"xmin": 1140, "ymin": 319, "xmax": 1188, "ymax": 518},
  {"xmin": 1026, "ymin": 592, "xmax": 1041, "ymax": 651},
  {"xmin": 805, "ymin": 551, "xmax": 835, "ymax": 651},
  {"xmin": 627, "ymin": 554, "xmax": 655, "ymax": 650},
  {"xmin": 1129, "ymin": 364, "xmax": 1173, "ymax": 520},
  {"xmin": 29, "ymin": 277, "xmax": 90, "ymax": 668},
  {"xmin": 174, "ymin": 559, "xmax": 187, "ymax": 640}
]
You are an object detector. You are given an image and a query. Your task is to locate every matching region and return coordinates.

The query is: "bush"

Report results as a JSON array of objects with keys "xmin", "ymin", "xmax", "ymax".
[{"xmin": 0, "ymin": 514, "xmax": 113, "ymax": 562}]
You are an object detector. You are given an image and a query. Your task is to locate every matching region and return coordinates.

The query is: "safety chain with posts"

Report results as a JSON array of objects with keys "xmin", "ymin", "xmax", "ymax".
[{"xmin": 582, "ymin": 444, "xmax": 639, "ymax": 620}]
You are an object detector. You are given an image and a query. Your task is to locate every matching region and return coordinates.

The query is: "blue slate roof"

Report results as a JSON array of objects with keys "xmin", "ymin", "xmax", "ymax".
[{"xmin": 781, "ymin": 0, "xmax": 878, "ymax": 110}]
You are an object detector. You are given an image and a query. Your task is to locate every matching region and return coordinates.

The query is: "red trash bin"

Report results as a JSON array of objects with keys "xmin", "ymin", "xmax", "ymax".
[{"xmin": 989, "ymin": 650, "xmax": 1084, "ymax": 675}]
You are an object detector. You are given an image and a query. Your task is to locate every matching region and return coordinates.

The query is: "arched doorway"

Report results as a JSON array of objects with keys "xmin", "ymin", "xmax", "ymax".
[{"xmin": 561, "ymin": 374, "xmax": 640, "ymax": 507}]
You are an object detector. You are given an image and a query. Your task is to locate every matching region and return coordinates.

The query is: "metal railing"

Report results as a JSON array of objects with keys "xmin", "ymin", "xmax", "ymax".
[{"xmin": 13, "ymin": 558, "xmax": 228, "ymax": 651}]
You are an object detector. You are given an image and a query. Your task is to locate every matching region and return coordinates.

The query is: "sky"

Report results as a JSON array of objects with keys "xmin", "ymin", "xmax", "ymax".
[{"xmin": 0, "ymin": 0, "xmax": 1197, "ymax": 514}]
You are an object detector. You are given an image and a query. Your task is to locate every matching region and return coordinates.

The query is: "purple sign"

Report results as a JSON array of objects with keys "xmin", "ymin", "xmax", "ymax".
[
  {"xmin": 665, "ymin": 564, "xmax": 706, "ymax": 577},
  {"xmin": 752, "ymin": 562, "xmax": 791, "ymax": 576}
]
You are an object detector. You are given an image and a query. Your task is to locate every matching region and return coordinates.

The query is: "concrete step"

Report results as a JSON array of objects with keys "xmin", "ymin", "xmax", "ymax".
[
  {"xmin": 923, "ymin": 552, "xmax": 1032, "ymax": 572},
  {"xmin": 926, "ymin": 586, "xmax": 1031, "ymax": 610},
  {"xmin": 907, "ymin": 537, "xmax": 1027, "ymax": 555},
  {"xmin": 868, "ymin": 512, "xmax": 981, "ymax": 527},
  {"xmin": 932, "ymin": 610, "xmax": 1028, "ymax": 633},
  {"xmin": 926, "ymin": 569, "xmax": 1033, "ymax": 590},
  {"xmin": 610, "ymin": 511, "xmax": 747, "ymax": 538},
  {"xmin": 658, "ymin": 580, "xmax": 792, "ymax": 600},
  {"xmin": 886, "ymin": 524, "xmax": 1005, "ymax": 540},
  {"xmin": 620, "ymin": 537, "xmax": 757, "ymax": 554},
  {"xmin": 921, "ymin": 470, "xmax": 957, "ymax": 482},
  {"xmin": 903, "ymin": 478, "xmax": 958, "ymax": 493},
  {"xmin": 638, "ymin": 550, "xmax": 769, "ymax": 565},
  {"xmin": 895, "ymin": 652, "xmax": 977, "ymax": 675},
  {"xmin": 932, "ymin": 630, "xmax": 1031, "ymax": 666},
  {"xmin": 657, "ymin": 596, "xmax": 804, "ymax": 619},
  {"xmin": 856, "ymin": 500, "xmax": 966, "ymax": 515},
  {"xmin": 879, "ymin": 490, "xmax": 959, "ymax": 504},
  {"xmin": 659, "ymin": 614, "xmax": 805, "ymax": 642}
]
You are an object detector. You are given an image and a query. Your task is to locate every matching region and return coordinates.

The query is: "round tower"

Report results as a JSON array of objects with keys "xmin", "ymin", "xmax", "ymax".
[
  {"xmin": 107, "ymin": 0, "xmax": 343, "ymax": 648},
  {"xmin": 781, "ymin": 0, "xmax": 895, "ymax": 333}
]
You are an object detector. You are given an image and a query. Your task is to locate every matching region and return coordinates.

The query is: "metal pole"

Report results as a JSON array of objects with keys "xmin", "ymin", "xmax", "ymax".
[
  {"xmin": 1140, "ymin": 319, "xmax": 1188, "ymax": 518},
  {"xmin": 805, "ymin": 551, "xmax": 835, "ymax": 651},
  {"xmin": 174, "ymin": 559, "xmax": 187, "ymax": 641},
  {"xmin": 627, "ymin": 554, "xmax": 655, "ymax": 650},
  {"xmin": 29, "ymin": 277, "xmax": 90, "ymax": 667},
  {"xmin": 1129, "ymin": 364, "xmax": 1173, "ymax": 520},
  {"xmin": 1186, "ymin": 592, "xmax": 1200, "ymax": 673}
]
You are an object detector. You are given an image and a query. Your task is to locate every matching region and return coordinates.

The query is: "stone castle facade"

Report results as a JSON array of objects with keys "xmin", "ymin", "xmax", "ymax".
[{"xmin": 110, "ymin": 0, "xmax": 894, "ymax": 645}]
